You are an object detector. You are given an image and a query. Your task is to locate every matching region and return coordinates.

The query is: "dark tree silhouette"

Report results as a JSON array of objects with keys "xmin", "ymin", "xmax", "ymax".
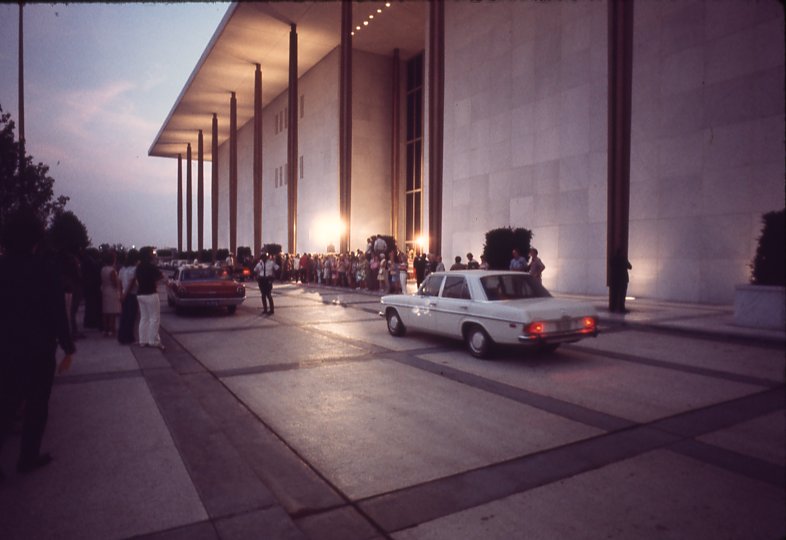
[{"xmin": 0, "ymin": 106, "xmax": 69, "ymax": 233}]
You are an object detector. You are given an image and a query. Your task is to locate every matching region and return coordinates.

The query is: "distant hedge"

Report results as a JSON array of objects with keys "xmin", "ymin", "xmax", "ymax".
[{"xmin": 481, "ymin": 227, "xmax": 532, "ymax": 270}]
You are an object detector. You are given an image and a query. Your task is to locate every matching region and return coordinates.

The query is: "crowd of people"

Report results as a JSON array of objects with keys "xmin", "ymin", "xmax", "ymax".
[{"xmin": 235, "ymin": 236, "xmax": 548, "ymax": 298}]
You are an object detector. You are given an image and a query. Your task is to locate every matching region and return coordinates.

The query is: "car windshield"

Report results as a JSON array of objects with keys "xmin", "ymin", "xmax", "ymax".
[
  {"xmin": 480, "ymin": 274, "xmax": 552, "ymax": 300},
  {"xmin": 180, "ymin": 268, "xmax": 229, "ymax": 281}
]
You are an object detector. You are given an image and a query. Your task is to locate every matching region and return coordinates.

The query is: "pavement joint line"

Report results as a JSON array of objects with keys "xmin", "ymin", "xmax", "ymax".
[
  {"xmin": 156, "ymin": 327, "xmax": 395, "ymax": 540},
  {"xmin": 389, "ymin": 352, "xmax": 636, "ymax": 432},
  {"xmin": 357, "ymin": 387, "xmax": 785, "ymax": 532},
  {"xmin": 128, "ymin": 341, "xmax": 282, "ymax": 523},
  {"xmin": 606, "ymin": 318, "xmax": 786, "ymax": 347},
  {"xmin": 668, "ymin": 439, "xmax": 785, "ymax": 489},
  {"xmin": 357, "ymin": 424, "xmax": 682, "ymax": 533},
  {"xmin": 53, "ymin": 368, "xmax": 142, "ymax": 386},
  {"xmin": 569, "ymin": 344, "xmax": 783, "ymax": 388},
  {"xmin": 213, "ymin": 354, "xmax": 379, "ymax": 379}
]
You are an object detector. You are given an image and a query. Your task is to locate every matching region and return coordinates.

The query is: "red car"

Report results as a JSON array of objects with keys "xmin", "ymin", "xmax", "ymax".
[{"xmin": 166, "ymin": 265, "xmax": 245, "ymax": 314}]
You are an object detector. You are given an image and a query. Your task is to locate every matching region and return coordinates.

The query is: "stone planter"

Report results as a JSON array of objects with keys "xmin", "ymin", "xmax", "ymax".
[{"xmin": 733, "ymin": 284, "xmax": 786, "ymax": 330}]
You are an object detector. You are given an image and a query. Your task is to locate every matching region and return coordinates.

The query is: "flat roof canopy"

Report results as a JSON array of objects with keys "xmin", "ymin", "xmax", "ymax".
[{"xmin": 149, "ymin": 1, "xmax": 426, "ymax": 161}]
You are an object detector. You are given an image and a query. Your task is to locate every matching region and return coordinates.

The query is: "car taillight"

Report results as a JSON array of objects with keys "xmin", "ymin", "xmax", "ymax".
[
  {"xmin": 527, "ymin": 321, "xmax": 545, "ymax": 334},
  {"xmin": 583, "ymin": 317, "xmax": 596, "ymax": 331}
]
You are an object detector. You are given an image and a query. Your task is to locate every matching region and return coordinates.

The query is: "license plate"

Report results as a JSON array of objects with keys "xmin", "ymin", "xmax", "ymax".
[{"xmin": 557, "ymin": 316, "xmax": 572, "ymax": 331}]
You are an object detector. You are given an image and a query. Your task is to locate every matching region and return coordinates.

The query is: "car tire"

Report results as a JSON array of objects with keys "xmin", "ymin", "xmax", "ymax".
[
  {"xmin": 386, "ymin": 309, "xmax": 406, "ymax": 336},
  {"xmin": 227, "ymin": 305, "xmax": 237, "ymax": 315},
  {"xmin": 465, "ymin": 325, "xmax": 493, "ymax": 359}
]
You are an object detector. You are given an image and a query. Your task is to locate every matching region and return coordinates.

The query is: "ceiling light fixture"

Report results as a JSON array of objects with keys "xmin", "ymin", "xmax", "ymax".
[
  {"xmin": 377, "ymin": 8, "xmax": 382, "ymax": 13},
  {"xmin": 363, "ymin": 21, "xmax": 368, "ymax": 26},
  {"xmin": 385, "ymin": 2, "xmax": 391, "ymax": 7},
  {"xmin": 356, "ymin": 25, "xmax": 361, "ymax": 30},
  {"xmin": 369, "ymin": 15, "xmax": 374, "ymax": 19}
]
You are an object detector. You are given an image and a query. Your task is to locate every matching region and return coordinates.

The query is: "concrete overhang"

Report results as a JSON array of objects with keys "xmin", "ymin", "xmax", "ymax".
[{"xmin": 149, "ymin": 1, "xmax": 426, "ymax": 161}]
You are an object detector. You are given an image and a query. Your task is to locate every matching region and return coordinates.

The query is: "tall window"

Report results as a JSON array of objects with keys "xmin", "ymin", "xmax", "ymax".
[{"xmin": 405, "ymin": 53, "xmax": 423, "ymax": 250}]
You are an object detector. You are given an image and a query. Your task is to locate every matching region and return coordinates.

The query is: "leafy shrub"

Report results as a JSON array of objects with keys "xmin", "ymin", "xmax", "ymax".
[
  {"xmin": 751, "ymin": 209, "xmax": 785, "ymax": 286},
  {"xmin": 481, "ymin": 227, "xmax": 532, "ymax": 270},
  {"xmin": 262, "ymin": 243, "xmax": 282, "ymax": 256}
]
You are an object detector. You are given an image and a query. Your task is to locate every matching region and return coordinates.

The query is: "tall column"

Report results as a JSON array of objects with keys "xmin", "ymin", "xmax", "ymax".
[
  {"xmin": 427, "ymin": 0, "xmax": 445, "ymax": 257},
  {"xmin": 211, "ymin": 113, "xmax": 219, "ymax": 258},
  {"xmin": 287, "ymin": 24, "xmax": 299, "ymax": 254},
  {"xmin": 186, "ymin": 142, "xmax": 192, "ymax": 254},
  {"xmin": 177, "ymin": 154, "xmax": 183, "ymax": 253},
  {"xmin": 339, "ymin": 3, "xmax": 352, "ymax": 253},
  {"xmin": 197, "ymin": 129, "xmax": 204, "ymax": 253},
  {"xmin": 229, "ymin": 92, "xmax": 238, "ymax": 256},
  {"xmin": 607, "ymin": 0, "xmax": 634, "ymax": 312},
  {"xmin": 390, "ymin": 48, "xmax": 400, "ymax": 237},
  {"xmin": 254, "ymin": 64, "xmax": 263, "ymax": 256}
]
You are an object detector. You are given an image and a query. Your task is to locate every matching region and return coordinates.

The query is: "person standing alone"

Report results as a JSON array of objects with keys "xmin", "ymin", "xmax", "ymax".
[{"xmin": 254, "ymin": 252, "xmax": 278, "ymax": 315}]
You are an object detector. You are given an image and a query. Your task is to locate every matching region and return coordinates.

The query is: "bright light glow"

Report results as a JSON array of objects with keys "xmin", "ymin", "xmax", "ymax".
[
  {"xmin": 377, "ymin": 8, "xmax": 382, "ymax": 13},
  {"xmin": 415, "ymin": 235, "xmax": 428, "ymax": 253},
  {"xmin": 351, "ymin": 31, "xmax": 355, "ymax": 35},
  {"xmin": 356, "ymin": 25, "xmax": 361, "ymax": 30},
  {"xmin": 385, "ymin": 2, "xmax": 391, "ymax": 6},
  {"xmin": 312, "ymin": 214, "xmax": 346, "ymax": 252},
  {"xmin": 363, "ymin": 21, "xmax": 368, "ymax": 26},
  {"xmin": 625, "ymin": 296, "xmax": 636, "ymax": 301},
  {"xmin": 369, "ymin": 14, "xmax": 374, "ymax": 19}
]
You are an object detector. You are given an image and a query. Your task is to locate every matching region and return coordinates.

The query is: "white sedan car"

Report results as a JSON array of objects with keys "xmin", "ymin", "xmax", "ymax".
[{"xmin": 380, "ymin": 271, "xmax": 598, "ymax": 357}]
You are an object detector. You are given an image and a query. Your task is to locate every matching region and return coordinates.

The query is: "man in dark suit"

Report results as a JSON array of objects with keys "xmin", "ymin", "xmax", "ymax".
[{"xmin": 0, "ymin": 208, "xmax": 75, "ymax": 480}]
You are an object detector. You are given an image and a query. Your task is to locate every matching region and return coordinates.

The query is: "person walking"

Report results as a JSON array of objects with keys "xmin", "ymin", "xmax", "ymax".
[
  {"xmin": 136, "ymin": 247, "xmax": 165, "ymax": 350},
  {"xmin": 117, "ymin": 249, "xmax": 139, "ymax": 345},
  {"xmin": 0, "ymin": 208, "xmax": 75, "ymax": 478},
  {"xmin": 254, "ymin": 252, "xmax": 279, "ymax": 315}
]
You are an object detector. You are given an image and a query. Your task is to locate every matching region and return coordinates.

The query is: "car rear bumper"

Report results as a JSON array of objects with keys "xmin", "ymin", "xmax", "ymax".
[
  {"xmin": 518, "ymin": 328, "xmax": 598, "ymax": 345},
  {"xmin": 172, "ymin": 296, "xmax": 245, "ymax": 308}
]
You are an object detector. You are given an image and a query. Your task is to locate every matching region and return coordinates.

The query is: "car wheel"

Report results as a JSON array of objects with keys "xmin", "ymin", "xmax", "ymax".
[
  {"xmin": 386, "ymin": 309, "xmax": 406, "ymax": 336},
  {"xmin": 227, "ymin": 305, "xmax": 237, "ymax": 315},
  {"xmin": 465, "ymin": 325, "xmax": 493, "ymax": 358}
]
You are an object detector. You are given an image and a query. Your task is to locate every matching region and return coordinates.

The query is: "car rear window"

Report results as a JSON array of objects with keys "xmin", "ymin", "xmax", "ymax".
[
  {"xmin": 480, "ymin": 274, "xmax": 552, "ymax": 300},
  {"xmin": 181, "ymin": 268, "xmax": 228, "ymax": 281}
]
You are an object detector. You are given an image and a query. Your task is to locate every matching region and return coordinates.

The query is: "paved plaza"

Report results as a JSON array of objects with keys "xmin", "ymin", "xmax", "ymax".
[{"xmin": 1, "ymin": 282, "xmax": 784, "ymax": 539}]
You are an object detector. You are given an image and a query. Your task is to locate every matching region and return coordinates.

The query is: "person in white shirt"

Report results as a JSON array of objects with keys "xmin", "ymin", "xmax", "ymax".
[{"xmin": 254, "ymin": 253, "xmax": 279, "ymax": 315}]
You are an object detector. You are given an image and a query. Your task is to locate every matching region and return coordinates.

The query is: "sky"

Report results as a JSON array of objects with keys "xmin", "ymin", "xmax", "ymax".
[{"xmin": 0, "ymin": 2, "xmax": 228, "ymax": 248}]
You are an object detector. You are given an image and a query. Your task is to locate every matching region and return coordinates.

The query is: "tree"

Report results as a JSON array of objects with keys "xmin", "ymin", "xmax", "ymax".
[
  {"xmin": 0, "ymin": 105, "xmax": 68, "ymax": 233},
  {"xmin": 49, "ymin": 210, "xmax": 90, "ymax": 254}
]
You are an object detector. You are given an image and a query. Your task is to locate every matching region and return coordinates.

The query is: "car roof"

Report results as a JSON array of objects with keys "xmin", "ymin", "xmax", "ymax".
[{"xmin": 426, "ymin": 270, "xmax": 531, "ymax": 278}]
